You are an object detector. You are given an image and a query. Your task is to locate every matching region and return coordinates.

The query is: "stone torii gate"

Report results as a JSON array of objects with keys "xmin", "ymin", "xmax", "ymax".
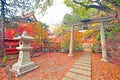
[{"xmin": 68, "ymin": 16, "xmax": 115, "ymax": 62}]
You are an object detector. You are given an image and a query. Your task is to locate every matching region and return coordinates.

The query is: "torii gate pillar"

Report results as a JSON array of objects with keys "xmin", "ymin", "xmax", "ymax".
[
  {"xmin": 100, "ymin": 22, "xmax": 108, "ymax": 62},
  {"xmin": 68, "ymin": 26, "xmax": 74, "ymax": 57}
]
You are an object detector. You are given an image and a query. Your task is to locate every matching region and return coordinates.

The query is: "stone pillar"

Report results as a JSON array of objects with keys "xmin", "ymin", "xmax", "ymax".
[
  {"xmin": 11, "ymin": 31, "xmax": 37, "ymax": 76},
  {"xmin": 100, "ymin": 22, "xmax": 108, "ymax": 62},
  {"xmin": 68, "ymin": 26, "xmax": 74, "ymax": 57}
]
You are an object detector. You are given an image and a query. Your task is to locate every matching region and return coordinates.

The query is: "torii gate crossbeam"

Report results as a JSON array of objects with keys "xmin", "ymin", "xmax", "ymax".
[{"xmin": 67, "ymin": 16, "xmax": 116, "ymax": 62}]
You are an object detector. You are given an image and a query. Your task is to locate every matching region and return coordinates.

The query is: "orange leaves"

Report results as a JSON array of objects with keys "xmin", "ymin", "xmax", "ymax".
[
  {"xmin": 17, "ymin": 22, "xmax": 46, "ymax": 45},
  {"xmin": 18, "ymin": 22, "xmax": 34, "ymax": 36},
  {"xmin": 92, "ymin": 53, "xmax": 120, "ymax": 80},
  {"xmin": 0, "ymin": 52, "xmax": 82, "ymax": 80},
  {"xmin": 74, "ymin": 31, "xmax": 83, "ymax": 48},
  {"xmin": 61, "ymin": 30, "xmax": 83, "ymax": 49},
  {"xmin": 109, "ymin": 19, "xmax": 119, "ymax": 24},
  {"xmin": 5, "ymin": 28, "xmax": 17, "ymax": 38},
  {"xmin": 31, "ymin": 22, "xmax": 46, "ymax": 45}
]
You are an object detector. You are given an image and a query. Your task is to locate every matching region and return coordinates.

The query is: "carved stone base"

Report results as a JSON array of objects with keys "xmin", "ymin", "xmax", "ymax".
[
  {"xmin": 101, "ymin": 58, "xmax": 108, "ymax": 62},
  {"xmin": 68, "ymin": 54, "xmax": 73, "ymax": 57},
  {"xmin": 12, "ymin": 62, "xmax": 37, "ymax": 76}
]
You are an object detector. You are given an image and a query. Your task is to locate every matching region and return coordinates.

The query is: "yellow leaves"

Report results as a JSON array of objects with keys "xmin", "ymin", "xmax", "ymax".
[
  {"xmin": 83, "ymin": 29, "xmax": 93, "ymax": 36},
  {"xmin": 91, "ymin": 22, "xmax": 100, "ymax": 27},
  {"xmin": 54, "ymin": 27, "xmax": 64, "ymax": 36},
  {"xmin": 106, "ymin": 3, "xmax": 115, "ymax": 11},
  {"xmin": 79, "ymin": 6, "xmax": 88, "ymax": 19},
  {"xmin": 93, "ymin": 11, "xmax": 106, "ymax": 19},
  {"xmin": 32, "ymin": 22, "xmax": 46, "ymax": 45}
]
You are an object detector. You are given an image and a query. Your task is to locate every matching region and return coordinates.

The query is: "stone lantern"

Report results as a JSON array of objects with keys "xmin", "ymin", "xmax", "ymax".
[{"xmin": 12, "ymin": 31, "xmax": 37, "ymax": 76}]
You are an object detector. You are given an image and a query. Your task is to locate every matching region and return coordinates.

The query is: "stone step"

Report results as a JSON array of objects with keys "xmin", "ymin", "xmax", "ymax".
[
  {"xmin": 62, "ymin": 77, "xmax": 71, "ymax": 80},
  {"xmin": 77, "ymin": 75, "xmax": 91, "ymax": 80},
  {"xmin": 73, "ymin": 65, "xmax": 91, "ymax": 71},
  {"xmin": 77, "ymin": 59, "xmax": 91, "ymax": 62},
  {"xmin": 82, "ymin": 54, "xmax": 91, "ymax": 56},
  {"xmin": 62, "ymin": 48, "xmax": 92, "ymax": 80},
  {"xmin": 64, "ymin": 71, "xmax": 91, "ymax": 80},
  {"xmin": 70, "ymin": 68, "xmax": 91, "ymax": 76},
  {"xmin": 75, "ymin": 62, "xmax": 91, "ymax": 67},
  {"xmin": 65, "ymin": 72, "xmax": 78, "ymax": 79},
  {"xmin": 77, "ymin": 60, "xmax": 91, "ymax": 64},
  {"xmin": 81, "ymin": 55, "xmax": 91, "ymax": 57},
  {"xmin": 79, "ymin": 58, "xmax": 91, "ymax": 61}
]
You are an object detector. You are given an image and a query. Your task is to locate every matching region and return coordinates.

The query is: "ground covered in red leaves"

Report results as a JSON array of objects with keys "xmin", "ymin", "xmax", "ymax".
[
  {"xmin": 92, "ymin": 53, "xmax": 120, "ymax": 80},
  {"xmin": 0, "ymin": 51, "xmax": 120, "ymax": 80},
  {"xmin": 0, "ymin": 52, "xmax": 82, "ymax": 80}
]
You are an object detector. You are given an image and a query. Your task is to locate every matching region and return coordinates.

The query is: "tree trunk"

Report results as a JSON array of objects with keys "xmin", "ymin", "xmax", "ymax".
[
  {"xmin": 115, "ymin": 6, "xmax": 120, "ymax": 22},
  {"xmin": 0, "ymin": 0, "xmax": 6, "ymax": 57}
]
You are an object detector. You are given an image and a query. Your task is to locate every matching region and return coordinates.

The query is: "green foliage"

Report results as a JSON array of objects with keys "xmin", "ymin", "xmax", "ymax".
[
  {"xmin": 61, "ymin": 32, "xmax": 70, "ymax": 50},
  {"xmin": 35, "ymin": 0, "xmax": 53, "ymax": 8},
  {"xmin": 61, "ymin": 24, "xmax": 69, "ymax": 30},
  {"xmin": 105, "ymin": 31, "xmax": 111, "ymax": 39},
  {"xmin": 112, "ymin": 23, "xmax": 120, "ymax": 32},
  {"xmin": 95, "ymin": 31, "xmax": 111, "ymax": 41},
  {"xmin": 0, "ymin": 0, "xmax": 53, "ymax": 18},
  {"xmin": 62, "ymin": 13, "xmax": 78, "ymax": 24},
  {"xmin": 12, "ymin": 0, "xmax": 53, "ymax": 13},
  {"xmin": 64, "ymin": 0, "xmax": 99, "ymax": 20},
  {"xmin": 65, "ymin": 0, "xmax": 120, "ymax": 21},
  {"xmin": 108, "ymin": 0, "xmax": 120, "ymax": 7},
  {"xmin": 62, "ymin": 13, "xmax": 82, "ymax": 30},
  {"xmin": 3, "ymin": 54, "xmax": 8, "ymax": 63}
]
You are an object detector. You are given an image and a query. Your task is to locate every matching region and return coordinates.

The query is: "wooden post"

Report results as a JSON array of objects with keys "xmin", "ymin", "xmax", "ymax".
[
  {"xmin": 68, "ymin": 26, "xmax": 74, "ymax": 57},
  {"xmin": 100, "ymin": 22, "xmax": 108, "ymax": 62}
]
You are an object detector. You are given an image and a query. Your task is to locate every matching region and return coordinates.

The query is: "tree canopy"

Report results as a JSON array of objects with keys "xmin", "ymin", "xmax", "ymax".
[
  {"xmin": 72, "ymin": 0, "xmax": 120, "ymax": 21},
  {"xmin": 0, "ymin": 0, "xmax": 53, "ymax": 20}
]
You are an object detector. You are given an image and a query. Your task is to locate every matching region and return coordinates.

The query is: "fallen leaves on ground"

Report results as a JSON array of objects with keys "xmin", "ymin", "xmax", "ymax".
[
  {"xmin": 0, "ymin": 52, "xmax": 82, "ymax": 80},
  {"xmin": 92, "ymin": 53, "xmax": 120, "ymax": 80}
]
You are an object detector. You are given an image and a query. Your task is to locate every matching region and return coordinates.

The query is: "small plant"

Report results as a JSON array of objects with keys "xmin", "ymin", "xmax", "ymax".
[{"xmin": 3, "ymin": 54, "xmax": 8, "ymax": 63}]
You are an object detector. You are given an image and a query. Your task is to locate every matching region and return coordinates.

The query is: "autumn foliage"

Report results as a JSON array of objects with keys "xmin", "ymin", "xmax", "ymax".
[
  {"xmin": 61, "ymin": 30, "xmax": 83, "ymax": 51},
  {"xmin": 5, "ymin": 22, "xmax": 47, "ymax": 44}
]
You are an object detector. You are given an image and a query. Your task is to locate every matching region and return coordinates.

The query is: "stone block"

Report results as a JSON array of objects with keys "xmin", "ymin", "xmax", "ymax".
[
  {"xmin": 65, "ymin": 72, "xmax": 78, "ymax": 79},
  {"xmin": 62, "ymin": 77, "xmax": 71, "ymax": 80},
  {"xmin": 70, "ymin": 68, "xmax": 91, "ymax": 76},
  {"xmin": 73, "ymin": 65, "xmax": 91, "ymax": 71},
  {"xmin": 77, "ymin": 75, "xmax": 91, "ymax": 80}
]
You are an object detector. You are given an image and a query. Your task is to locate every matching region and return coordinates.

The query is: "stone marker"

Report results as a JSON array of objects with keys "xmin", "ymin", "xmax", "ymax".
[{"xmin": 11, "ymin": 31, "xmax": 37, "ymax": 76}]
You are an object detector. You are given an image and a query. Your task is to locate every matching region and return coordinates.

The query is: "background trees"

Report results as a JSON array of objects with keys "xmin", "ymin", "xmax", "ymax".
[{"xmin": 0, "ymin": 0, "xmax": 53, "ymax": 56}]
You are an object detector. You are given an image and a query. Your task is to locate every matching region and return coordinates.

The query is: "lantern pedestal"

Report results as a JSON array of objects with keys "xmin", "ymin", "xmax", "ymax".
[{"xmin": 11, "ymin": 31, "xmax": 37, "ymax": 76}]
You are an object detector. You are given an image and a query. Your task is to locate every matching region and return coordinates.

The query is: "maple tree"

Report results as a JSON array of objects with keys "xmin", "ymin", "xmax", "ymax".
[
  {"xmin": 61, "ymin": 30, "xmax": 85, "ymax": 51},
  {"xmin": 74, "ymin": 30, "xmax": 83, "ymax": 50},
  {"xmin": 61, "ymin": 31, "xmax": 70, "ymax": 51},
  {"xmin": 54, "ymin": 26, "xmax": 64, "ymax": 36},
  {"xmin": 32, "ymin": 22, "xmax": 47, "ymax": 45}
]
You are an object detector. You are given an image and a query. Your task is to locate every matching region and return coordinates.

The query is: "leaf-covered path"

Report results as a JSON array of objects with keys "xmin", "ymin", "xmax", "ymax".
[
  {"xmin": 0, "ymin": 52, "xmax": 82, "ymax": 80},
  {"xmin": 0, "ymin": 51, "xmax": 120, "ymax": 80}
]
